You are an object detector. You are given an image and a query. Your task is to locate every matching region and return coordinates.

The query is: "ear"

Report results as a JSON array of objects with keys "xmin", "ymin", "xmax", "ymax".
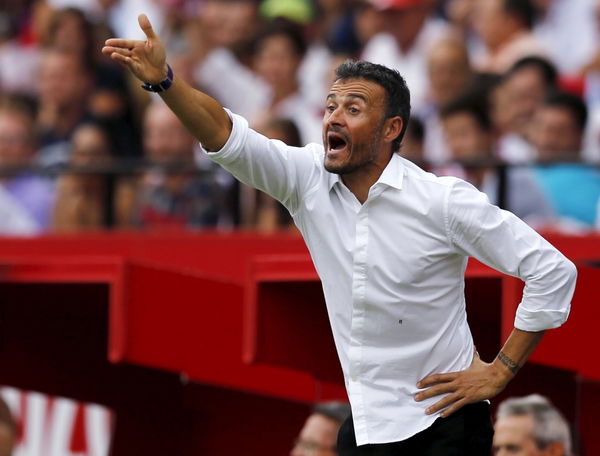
[
  {"xmin": 543, "ymin": 441, "xmax": 565, "ymax": 456},
  {"xmin": 383, "ymin": 116, "xmax": 403, "ymax": 145}
]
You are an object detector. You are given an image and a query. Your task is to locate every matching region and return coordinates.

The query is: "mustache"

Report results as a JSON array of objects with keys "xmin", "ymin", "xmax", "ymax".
[{"xmin": 326, "ymin": 126, "xmax": 350, "ymax": 143}]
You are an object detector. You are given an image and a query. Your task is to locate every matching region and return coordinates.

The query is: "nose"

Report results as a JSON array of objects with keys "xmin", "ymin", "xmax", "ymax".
[{"xmin": 325, "ymin": 106, "xmax": 345, "ymax": 127}]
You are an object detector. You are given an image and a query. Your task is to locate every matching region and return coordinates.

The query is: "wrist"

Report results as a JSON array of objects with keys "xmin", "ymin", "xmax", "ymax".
[
  {"xmin": 141, "ymin": 64, "xmax": 173, "ymax": 92},
  {"xmin": 493, "ymin": 353, "xmax": 519, "ymax": 383}
]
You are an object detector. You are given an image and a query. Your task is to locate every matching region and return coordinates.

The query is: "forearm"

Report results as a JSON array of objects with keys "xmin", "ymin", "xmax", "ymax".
[
  {"xmin": 159, "ymin": 75, "xmax": 232, "ymax": 151},
  {"xmin": 492, "ymin": 328, "xmax": 545, "ymax": 384}
]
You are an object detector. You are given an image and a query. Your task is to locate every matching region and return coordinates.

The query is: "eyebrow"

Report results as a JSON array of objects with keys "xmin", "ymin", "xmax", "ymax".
[{"xmin": 326, "ymin": 93, "xmax": 368, "ymax": 103}]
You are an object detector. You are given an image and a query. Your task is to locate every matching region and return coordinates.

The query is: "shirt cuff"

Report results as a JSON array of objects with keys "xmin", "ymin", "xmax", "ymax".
[{"xmin": 514, "ymin": 306, "xmax": 571, "ymax": 331}]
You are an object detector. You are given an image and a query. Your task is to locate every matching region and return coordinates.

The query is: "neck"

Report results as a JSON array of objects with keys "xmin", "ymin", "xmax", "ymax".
[{"xmin": 341, "ymin": 151, "xmax": 393, "ymax": 204}]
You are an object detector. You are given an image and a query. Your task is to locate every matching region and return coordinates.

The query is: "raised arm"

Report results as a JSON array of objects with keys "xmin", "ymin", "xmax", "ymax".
[{"xmin": 101, "ymin": 14, "xmax": 231, "ymax": 151}]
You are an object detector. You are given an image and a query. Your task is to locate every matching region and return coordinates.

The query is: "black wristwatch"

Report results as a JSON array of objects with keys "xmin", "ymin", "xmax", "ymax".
[{"xmin": 141, "ymin": 64, "xmax": 173, "ymax": 92}]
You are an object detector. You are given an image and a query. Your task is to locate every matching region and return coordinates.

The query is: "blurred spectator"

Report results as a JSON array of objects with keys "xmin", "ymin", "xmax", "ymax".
[
  {"xmin": 42, "ymin": 7, "xmax": 142, "ymax": 159},
  {"xmin": 115, "ymin": 102, "xmax": 224, "ymax": 230},
  {"xmin": 191, "ymin": 0, "xmax": 268, "ymax": 119},
  {"xmin": 471, "ymin": 0, "xmax": 548, "ymax": 73},
  {"xmin": 35, "ymin": 47, "xmax": 95, "ymax": 168},
  {"xmin": 492, "ymin": 56, "xmax": 558, "ymax": 164},
  {"xmin": 399, "ymin": 117, "xmax": 426, "ymax": 166},
  {"xmin": 0, "ymin": 396, "xmax": 15, "ymax": 456},
  {"xmin": 246, "ymin": 116, "xmax": 302, "ymax": 232},
  {"xmin": 0, "ymin": 1, "xmax": 39, "ymax": 96},
  {"xmin": 291, "ymin": 401, "xmax": 351, "ymax": 456},
  {"xmin": 530, "ymin": 91, "xmax": 600, "ymax": 228},
  {"xmin": 533, "ymin": 0, "xmax": 598, "ymax": 76},
  {"xmin": 52, "ymin": 122, "xmax": 113, "ymax": 231},
  {"xmin": 493, "ymin": 394, "xmax": 572, "ymax": 456},
  {"xmin": 439, "ymin": 91, "xmax": 554, "ymax": 225},
  {"xmin": 251, "ymin": 20, "xmax": 322, "ymax": 144},
  {"xmin": 420, "ymin": 36, "xmax": 474, "ymax": 164},
  {"xmin": 361, "ymin": 0, "xmax": 451, "ymax": 113},
  {"xmin": 0, "ymin": 97, "xmax": 55, "ymax": 234}
]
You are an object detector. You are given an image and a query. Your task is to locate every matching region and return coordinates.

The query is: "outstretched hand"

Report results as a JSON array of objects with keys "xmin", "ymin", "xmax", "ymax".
[
  {"xmin": 101, "ymin": 14, "xmax": 166, "ymax": 84},
  {"xmin": 414, "ymin": 352, "xmax": 511, "ymax": 418}
]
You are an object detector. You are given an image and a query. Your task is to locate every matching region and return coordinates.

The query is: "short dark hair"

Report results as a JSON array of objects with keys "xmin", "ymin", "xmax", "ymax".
[
  {"xmin": 334, "ymin": 60, "xmax": 411, "ymax": 152},
  {"xmin": 440, "ymin": 92, "xmax": 493, "ymax": 132},
  {"xmin": 506, "ymin": 56, "xmax": 558, "ymax": 89},
  {"xmin": 313, "ymin": 401, "xmax": 352, "ymax": 425},
  {"xmin": 502, "ymin": 0, "xmax": 537, "ymax": 29},
  {"xmin": 544, "ymin": 91, "xmax": 588, "ymax": 131},
  {"xmin": 254, "ymin": 19, "xmax": 307, "ymax": 58}
]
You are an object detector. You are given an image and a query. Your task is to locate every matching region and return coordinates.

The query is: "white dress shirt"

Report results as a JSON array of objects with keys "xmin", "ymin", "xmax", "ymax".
[{"xmin": 204, "ymin": 111, "xmax": 577, "ymax": 445}]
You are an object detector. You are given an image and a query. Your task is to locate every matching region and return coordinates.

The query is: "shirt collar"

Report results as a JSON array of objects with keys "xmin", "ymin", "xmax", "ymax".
[{"xmin": 327, "ymin": 152, "xmax": 405, "ymax": 191}]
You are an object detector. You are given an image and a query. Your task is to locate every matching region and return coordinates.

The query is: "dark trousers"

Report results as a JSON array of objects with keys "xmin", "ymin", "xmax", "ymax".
[{"xmin": 337, "ymin": 402, "xmax": 494, "ymax": 456}]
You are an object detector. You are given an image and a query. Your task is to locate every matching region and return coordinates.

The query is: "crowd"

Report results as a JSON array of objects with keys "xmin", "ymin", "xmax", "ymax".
[
  {"xmin": 0, "ymin": 393, "xmax": 576, "ymax": 455},
  {"xmin": 1, "ymin": 0, "xmax": 600, "ymax": 234}
]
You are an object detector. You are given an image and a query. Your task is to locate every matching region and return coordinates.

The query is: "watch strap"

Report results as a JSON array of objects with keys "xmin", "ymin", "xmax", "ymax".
[{"xmin": 141, "ymin": 64, "xmax": 174, "ymax": 92}]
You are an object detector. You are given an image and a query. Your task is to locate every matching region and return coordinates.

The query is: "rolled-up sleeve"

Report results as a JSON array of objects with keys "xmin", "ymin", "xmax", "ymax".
[
  {"xmin": 445, "ymin": 179, "xmax": 577, "ymax": 331},
  {"xmin": 200, "ymin": 110, "xmax": 321, "ymax": 214}
]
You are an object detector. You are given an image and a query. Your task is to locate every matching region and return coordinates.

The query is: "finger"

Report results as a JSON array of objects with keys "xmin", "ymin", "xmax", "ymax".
[
  {"xmin": 425, "ymin": 393, "xmax": 461, "ymax": 415},
  {"xmin": 439, "ymin": 398, "xmax": 468, "ymax": 418},
  {"xmin": 109, "ymin": 51, "xmax": 132, "ymax": 65},
  {"xmin": 417, "ymin": 372, "xmax": 457, "ymax": 388},
  {"xmin": 138, "ymin": 14, "xmax": 156, "ymax": 39},
  {"xmin": 105, "ymin": 38, "xmax": 140, "ymax": 49},
  {"xmin": 415, "ymin": 382, "xmax": 457, "ymax": 402},
  {"xmin": 102, "ymin": 46, "xmax": 133, "ymax": 57}
]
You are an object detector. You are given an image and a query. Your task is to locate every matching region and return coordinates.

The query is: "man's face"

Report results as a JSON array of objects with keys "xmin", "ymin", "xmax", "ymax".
[
  {"xmin": 472, "ymin": 0, "xmax": 510, "ymax": 50},
  {"xmin": 529, "ymin": 106, "xmax": 582, "ymax": 161},
  {"xmin": 322, "ymin": 78, "xmax": 388, "ymax": 175},
  {"xmin": 38, "ymin": 52, "xmax": 90, "ymax": 107},
  {"xmin": 442, "ymin": 111, "xmax": 492, "ymax": 162},
  {"xmin": 253, "ymin": 34, "xmax": 301, "ymax": 89},
  {"xmin": 290, "ymin": 413, "xmax": 338, "ymax": 456},
  {"xmin": 143, "ymin": 104, "xmax": 195, "ymax": 166},
  {"xmin": 0, "ymin": 112, "xmax": 34, "ymax": 168},
  {"xmin": 427, "ymin": 40, "xmax": 471, "ymax": 106},
  {"xmin": 502, "ymin": 68, "xmax": 548, "ymax": 135},
  {"xmin": 493, "ymin": 415, "xmax": 545, "ymax": 456}
]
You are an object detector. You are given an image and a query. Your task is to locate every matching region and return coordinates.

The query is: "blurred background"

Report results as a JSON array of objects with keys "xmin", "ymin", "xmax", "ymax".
[{"xmin": 0, "ymin": 0, "xmax": 600, "ymax": 455}]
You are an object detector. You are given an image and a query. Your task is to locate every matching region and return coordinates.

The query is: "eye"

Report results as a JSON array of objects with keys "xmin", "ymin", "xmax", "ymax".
[
  {"xmin": 349, "ymin": 107, "xmax": 360, "ymax": 114},
  {"xmin": 326, "ymin": 104, "xmax": 336, "ymax": 113}
]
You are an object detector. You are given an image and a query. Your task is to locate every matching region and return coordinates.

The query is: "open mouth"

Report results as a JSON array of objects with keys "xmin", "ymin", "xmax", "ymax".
[{"xmin": 327, "ymin": 131, "xmax": 348, "ymax": 152}]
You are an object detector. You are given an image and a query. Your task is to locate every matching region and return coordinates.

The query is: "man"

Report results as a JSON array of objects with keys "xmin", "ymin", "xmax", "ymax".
[
  {"xmin": 291, "ymin": 402, "xmax": 352, "ymax": 456},
  {"xmin": 529, "ymin": 91, "xmax": 600, "ymax": 228},
  {"xmin": 0, "ymin": 98, "xmax": 55, "ymax": 233},
  {"xmin": 361, "ymin": 0, "xmax": 450, "ymax": 114},
  {"xmin": 103, "ymin": 15, "xmax": 577, "ymax": 455},
  {"xmin": 471, "ymin": 0, "xmax": 548, "ymax": 73},
  {"xmin": 493, "ymin": 394, "xmax": 572, "ymax": 455},
  {"xmin": 438, "ymin": 90, "xmax": 555, "ymax": 225},
  {"xmin": 0, "ymin": 396, "xmax": 15, "ymax": 456},
  {"xmin": 115, "ymin": 102, "xmax": 225, "ymax": 229},
  {"xmin": 493, "ymin": 56, "xmax": 559, "ymax": 164}
]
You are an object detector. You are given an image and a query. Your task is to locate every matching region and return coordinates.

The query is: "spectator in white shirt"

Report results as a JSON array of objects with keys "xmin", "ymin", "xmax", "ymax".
[
  {"xmin": 361, "ymin": 0, "xmax": 451, "ymax": 114},
  {"xmin": 103, "ymin": 15, "xmax": 577, "ymax": 455},
  {"xmin": 471, "ymin": 0, "xmax": 549, "ymax": 74}
]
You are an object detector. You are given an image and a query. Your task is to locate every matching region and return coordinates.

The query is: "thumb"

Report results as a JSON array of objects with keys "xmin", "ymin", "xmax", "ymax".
[{"xmin": 138, "ymin": 14, "xmax": 156, "ymax": 40}]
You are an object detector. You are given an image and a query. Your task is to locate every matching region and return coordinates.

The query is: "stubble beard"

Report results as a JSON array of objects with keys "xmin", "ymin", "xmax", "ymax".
[{"xmin": 324, "ymin": 122, "xmax": 385, "ymax": 175}]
